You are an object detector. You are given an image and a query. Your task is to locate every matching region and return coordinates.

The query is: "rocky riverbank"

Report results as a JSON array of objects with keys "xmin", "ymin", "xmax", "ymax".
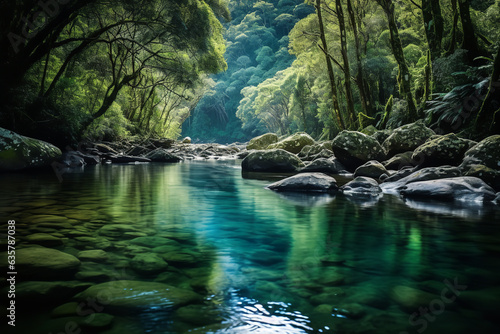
[
  {"xmin": 0, "ymin": 127, "xmax": 244, "ymax": 172},
  {"xmin": 240, "ymin": 122, "xmax": 500, "ymax": 206}
]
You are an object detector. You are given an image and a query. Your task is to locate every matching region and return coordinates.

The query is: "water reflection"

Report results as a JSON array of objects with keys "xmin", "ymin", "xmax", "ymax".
[{"xmin": 1, "ymin": 161, "xmax": 500, "ymax": 334}]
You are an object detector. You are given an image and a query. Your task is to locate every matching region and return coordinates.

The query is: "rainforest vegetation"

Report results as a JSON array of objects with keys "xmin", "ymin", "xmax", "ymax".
[{"xmin": 0, "ymin": 0, "xmax": 499, "ymax": 146}]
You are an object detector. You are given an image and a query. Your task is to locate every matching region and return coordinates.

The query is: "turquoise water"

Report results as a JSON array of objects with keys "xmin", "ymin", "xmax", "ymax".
[{"xmin": 1, "ymin": 160, "xmax": 500, "ymax": 333}]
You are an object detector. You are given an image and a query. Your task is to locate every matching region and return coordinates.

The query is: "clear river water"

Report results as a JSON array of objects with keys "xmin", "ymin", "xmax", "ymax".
[{"xmin": 1, "ymin": 160, "xmax": 500, "ymax": 334}]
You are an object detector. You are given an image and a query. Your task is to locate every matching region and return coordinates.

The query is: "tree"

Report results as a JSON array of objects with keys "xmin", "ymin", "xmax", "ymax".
[
  {"xmin": 375, "ymin": 0, "xmax": 418, "ymax": 122},
  {"xmin": 458, "ymin": 0, "xmax": 482, "ymax": 62},
  {"xmin": 315, "ymin": 0, "xmax": 345, "ymax": 130}
]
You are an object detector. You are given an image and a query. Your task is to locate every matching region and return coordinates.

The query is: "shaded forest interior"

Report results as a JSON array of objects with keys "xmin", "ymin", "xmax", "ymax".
[{"xmin": 0, "ymin": 0, "xmax": 499, "ymax": 146}]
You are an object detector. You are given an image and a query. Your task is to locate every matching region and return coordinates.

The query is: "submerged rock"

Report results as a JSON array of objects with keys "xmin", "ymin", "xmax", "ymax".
[
  {"xmin": 342, "ymin": 177, "xmax": 382, "ymax": 195},
  {"xmin": 246, "ymin": 133, "xmax": 279, "ymax": 150},
  {"xmin": 267, "ymin": 132, "xmax": 315, "ymax": 154},
  {"xmin": 130, "ymin": 253, "xmax": 169, "ymax": 275},
  {"xmin": 331, "ymin": 131, "xmax": 386, "ymax": 171},
  {"xmin": 400, "ymin": 177, "xmax": 497, "ymax": 202},
  {"xmin": 267, "ymin": 173, "xmax": 338, "ymax": 193},
  {"xmin": 0, "ymin": 127, "xmax": 62, "ymax": 171},
  {"xmin": 390, "ymin": 285, "xmax": 437, "ymax": 313},
  {"xmin": 354, "ymin": 160, "xmax": 388, "ymax": 179},
  {"xmin": 412, "ymin": 133, "xmax": 470, "ymax": 168},
  {"xmin": 1, "ymin": 247, "xmax": 81, "ymax": 280},
  {"xmin": 13, "ymin": 281, "xmax": 91, "ymax": 305},
  {"xmin": 182, "ymin": 136, "xmax": 192, "ymax": 144},
  {"xmin": 241, "ymin": 149, "xmax": 305, "ymax": 172},
  {"xmin": 26, "ymin": 233, "xmax": 64, "ymax": 247},
  {"xmin": 74, "ymin": 280, "xmax": 202, "ymax": 312},
  {"xmin": 382, "ymin": 120, "xmax": 435, "ymax": 157},
  {"xmin": 77, "ymin": 250, "xmax": 108, "ymax": 262}
]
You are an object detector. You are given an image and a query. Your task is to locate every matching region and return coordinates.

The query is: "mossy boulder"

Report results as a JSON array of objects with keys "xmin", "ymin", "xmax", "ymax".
[
  {"xmin": 460, "ymin": 135, "xmax": 500, "ymax": 170},
  {"xmin": 74, "ymin": 280, "xmax": 202, "ymax": 313},
  {"xmin": 241, "ymin": 149, "xmax": 305, "ymax": 172},
  {"xmin": 463, "ymin": 164, "xmax": 500, "ymax": 191},
  {"xmin": 382, "ymin": 120, "xmax": 435, "ymax": 157},
  {"xmin": 246, "ymin": 133, "xmax": 279, "ymax": 150},
  {"xmin": 267, "ymin": 132, "xmax": 315, "ymax": 154},
  {"xmin": 354, "ymin": 160, "xmax": 388, "ymax": 179},
  {"xmin": 412, "ymin": 133, "xmax": 470, "ymax": 168},
  {"xmin": 372, "ymin": 130, "xmax": 392, "ymax": 144},
  {"xmin": 382, "ymin": 151, "xmax": 416, "ymax": 170},
  {"xmin": 0, "ymin": 127, "xmax": 62, "ymax": 171},
  {"xmin": 331, "ymin": 131, "xmax": 386, "ymax": 171}
]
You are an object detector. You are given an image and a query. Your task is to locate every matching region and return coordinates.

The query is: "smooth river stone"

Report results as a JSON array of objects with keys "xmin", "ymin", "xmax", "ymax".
[
  {"xmin": 26, "ymin": 233, "xmax": 64, "ymax": 247},
  {"xmin": 1, "ymin": 247, "xmax": 81, "ymax": 280},
  {"xmin": 74, "ymin": 280, "xmax": 203, "ymax": 313},
  {"xmin": 130, "ymin": 253, "xmax": 169, "ymax": 275},
  {"xmin": 98, "ymin": 224, "xmax": 141, "ymax": 238},
  {"xmin": 77, "ymin": 250, "xmax": 108, "ymax": 262},
  {"xmin": 390, "ymin": 285, "xmax": 438, "ymax": 313},
  {"xmin": 13, "ymin": 281, "xmax": 91, "ymax": 305},
  {"xmin": 30, "ymin": 215, "xmax": 69, "ymax": 224},
  {"xmin": 129, "ymin": 236, "xmax": 180, "ymax": 248}
]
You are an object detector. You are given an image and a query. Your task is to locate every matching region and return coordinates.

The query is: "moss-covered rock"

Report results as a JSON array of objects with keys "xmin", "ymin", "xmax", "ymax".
[
  {"xmin": 382, "ymin": 151, "xmax": 416, "ymax": 170},
  {"xmin": 241, "ymin": 149, "xmax": 305, "ymax": 172},
  {"xmin": 412, "ymin": 133, "xmax": 470, "ymax": 167},
  {"xmin": 382, "ymin": 120, "xmax": 435, "ymax": 157},
  {"xmin": 372, "ymin": 130, "xmax": 392, "ymax": 144},
  {"xmin": 354, "ymin": 160, "xmax": 388, "ymax": 179},
  {"xmin": 267, "ymin": 132, "xmax": 315, "ymax": 154},
  {"xmin": 246, "ymin": 133, "xmax": 279, "ymax": 150},
  {"xmin": 331, "ymin": 131, "xmax": 386, "ymax": 171},
  {"xmin": 0, "ymin": 127, "xmax": 62, "ymax": 171},
  {"xmin": 460, "ymin": 135, "xmax": 500, "ymax": 170},
  {"xmin": 360, "ymin": 125, "xmax": 378, "ymax": 136},
  {"xmin": 74, "ymin": 280, "xmax": 202, "ymax": 312},
  {"xmin": 463, "ymin": 164, "xmax": 500, "ymax": 191}
]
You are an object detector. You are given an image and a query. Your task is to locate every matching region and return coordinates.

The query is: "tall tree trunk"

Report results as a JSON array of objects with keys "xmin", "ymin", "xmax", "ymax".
[
  {"xmin": 316, "ymin": 0, "xmax": 346, "ymax": 130},
  {"xmin": 457, "ymin": 0, "xmax": 481, "ymax": 63},
  {"xmin": 376, "ymin": 0, "xmax": 418, "ymax": 122},
  {"xmin": 422, "ymin": 0, "xmax": 443, "ymax": 61},
  {"xmin": 336, "ymin": 0, "xmax": 356, "ymax": 128},
  {"xmin": 447, "ymin": 0, "xmax": 459, "ymax": 55},
  {"xmin": 346, "ymin": 0, "xmax": 372, "ymax": 116}
]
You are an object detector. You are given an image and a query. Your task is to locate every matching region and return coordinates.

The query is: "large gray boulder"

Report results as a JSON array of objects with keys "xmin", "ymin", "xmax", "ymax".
[
  {"xmin": 381, "ymin": 166, "xmax": 461, "ymax": 194},
  {"xmin": 246, "ymin": 133, "xmax": 279, "ymax": 150},
  {"xmin": 267, "ymin": 132, "xmax": 315, "ymax": 154},
  {"xmin": 74, "ymin": 281, "xmax": 202, "ymax": 313},
  {"xmin": 382, "ymin": 120, "xmax": 435, "ymax": 157},
  {"xmin": 241, "ymin": 149, "xmax": 305, "ymax": 172},
  {"xmin": 400, "ymin": 177, "xmax": 497, "ymax": 202},
  {"xmin": 412, "ymin": 133, "xmax": 470, "ymax": 168},
  {"xmin": 267, "ymin": 173, "xmax": 338, "ymax": 193},
  {"xmin": 298, "ymin": 142, "xmax": 333, "ymax": 161},
  {"xmin": 0, "ymin": 127, "xmax": 62, "ymax": 171},
  {"xmin": 331, "ymin": 131, "xmax": 386, "ymax": 171},
  {"xmin": 460, "ymin": 135, "xmax": 500, "ymax": 170}
]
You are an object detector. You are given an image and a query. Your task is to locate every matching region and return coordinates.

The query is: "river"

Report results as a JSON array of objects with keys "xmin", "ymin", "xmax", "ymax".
[{"xmin": 1, "ymin": 160, "xmax": 500, "ymax": 333}]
